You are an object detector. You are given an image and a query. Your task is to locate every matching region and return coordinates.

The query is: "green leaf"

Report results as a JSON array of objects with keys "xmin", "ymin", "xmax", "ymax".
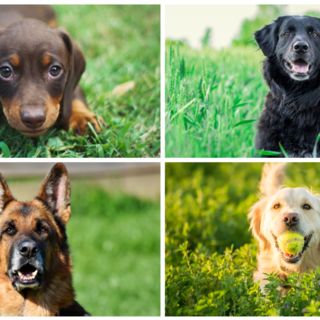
[
  {"xmin": 0, "ymin": 142, "xmax": 11, "ymax": 157},
  {"xmin": 232, "ymin": 119, "xmax": 257, "ymax": 128}
]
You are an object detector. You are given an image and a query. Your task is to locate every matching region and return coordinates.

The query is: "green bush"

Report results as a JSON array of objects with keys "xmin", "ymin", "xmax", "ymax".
[{"xmin": 166, "ymin": 163, "xmax": 320, "ymax": 316}]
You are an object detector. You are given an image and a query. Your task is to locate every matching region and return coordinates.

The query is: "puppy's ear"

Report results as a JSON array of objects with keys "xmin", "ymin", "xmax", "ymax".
[
  {"xmin": 37, "ymin": 163, "xmax": 71, "ymax": 225},
  {"xmin": 55, "ymin": 27, "xmax": 86, "ymax": 131},
  {"xmin": 0, "ymin": 174, "xmax": 14, "ymax": 214},
  {"xmin": 254, "ymin": 17, "xmax": 285, "ymax": 57},
  {"xmin": 260, "ymin": 163, "xmax": 286, "ymax": 197},
  {"xmin": 248, "ymin": 198, "xmax": 270, "ymax": 251}
]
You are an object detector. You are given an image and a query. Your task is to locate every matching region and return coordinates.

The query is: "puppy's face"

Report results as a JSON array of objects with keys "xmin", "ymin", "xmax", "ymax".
[
  {"xmin": 0, "ymin": 19, "xmax": 69, "ymax": 136},
  {"xmin": 255, "ymin": 15, "xmax": 320, "ymax": 81},
  {"xmin": 259, "ymin": 188, "xmax": 320, "ymax": 265}
]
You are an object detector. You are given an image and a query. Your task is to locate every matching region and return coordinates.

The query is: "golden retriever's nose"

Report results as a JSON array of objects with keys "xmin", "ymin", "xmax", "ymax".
[{"xmin": 282, "ymin": 212, "xmax": 299, "ymax": 226}]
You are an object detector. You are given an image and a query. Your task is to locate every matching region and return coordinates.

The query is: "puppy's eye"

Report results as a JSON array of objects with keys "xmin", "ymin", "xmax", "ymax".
[
  {"xmin": 49, "ymin": 66, "xmax": 61, "ymax": 77},
  {"xmin": 0, "ymin": 67, "xmax": 12, "ymax": 79},
  {"xmin": 284, "ymin": 32, "xmax": 290, "ymax": 37},
  {"xmin": 274, "ymin": 204, "xmax": 281, "ymax": 209},
  {"xmin": 303, "ymin": 204, "xmax": 311, "ymax": 210}
]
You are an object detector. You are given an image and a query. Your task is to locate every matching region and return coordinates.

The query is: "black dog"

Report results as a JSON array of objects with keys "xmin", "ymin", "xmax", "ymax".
[{"xmin": 255, "ymin": 15, "xmax": 320, "ymax": 157}]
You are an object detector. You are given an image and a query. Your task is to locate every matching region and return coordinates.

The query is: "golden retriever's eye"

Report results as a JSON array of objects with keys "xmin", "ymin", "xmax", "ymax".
[
  {"xmin": 303, "ymin": 204, "xmax": 311, "ymax": 210},
  {"xmin": 274, "ymin": 204, "xmax": 281, "ymax": 209},
  {"xmin": 284, "ymin": 32, "xmax": 290, "ymax": 37}
]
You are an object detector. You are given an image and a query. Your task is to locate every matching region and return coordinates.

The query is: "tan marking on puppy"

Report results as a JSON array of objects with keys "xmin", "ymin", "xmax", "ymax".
[
  {"xmin": 10, "ymin": 56, "xmax": 19, "ymax": 67},
  {"xmin": 248, "ymin": 163, "xmax": 320, "ymax": 296},
  {"xmin": 47, "ymin": 19, "xmax": 57, "ymax": 28},
  {"xmin": 42, "ymin": 55, "xmax": 51, "ymax": 67},
  {"xmin": 0, "ymin": 96, "xmax": 62, "ymax": 137},
  {"xmin": 69, "ymin": 99, "xmax": 104, "ymax": 135}
]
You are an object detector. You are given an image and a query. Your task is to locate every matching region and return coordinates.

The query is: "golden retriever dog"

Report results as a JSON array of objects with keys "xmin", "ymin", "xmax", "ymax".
[{"xmin": 248, "ymin": 163, "xmax": 320, "ymax": 296}]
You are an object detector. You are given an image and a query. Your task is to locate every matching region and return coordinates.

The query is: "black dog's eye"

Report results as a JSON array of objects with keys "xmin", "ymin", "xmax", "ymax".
[
  {"xmin": 0, "ymin": 67, "xmax": 12, "ymax": 79},
  {"xmin": 284, "ymin": 32, "xmax": 290, "ymax": 37},
  {"xmin": 49, "ymin": 66, "xmax": 61, "ymax": 77},
  {"xmin": 274, "ymin": 204, "xmax": 281, "ymax": 209},
  {"xmin": 303, "ymin": 204, "xmax": 311, "ymax": 210},
  {"xmin": 313, "ymin": 32, "xmax": 318, "ymax": 38}
]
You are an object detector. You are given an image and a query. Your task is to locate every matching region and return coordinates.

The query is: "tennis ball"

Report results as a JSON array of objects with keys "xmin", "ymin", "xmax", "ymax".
[{"xmin": 277, "ymin": 232, "xmax": 304, "ymax": 254}]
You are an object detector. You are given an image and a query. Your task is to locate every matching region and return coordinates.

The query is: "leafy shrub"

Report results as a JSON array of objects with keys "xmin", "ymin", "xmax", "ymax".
[{"xmin": 166, "ymin": 163, "xmax": 320, "ymax": 316}]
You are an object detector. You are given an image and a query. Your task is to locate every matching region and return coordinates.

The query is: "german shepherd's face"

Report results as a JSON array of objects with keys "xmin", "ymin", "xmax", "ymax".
[{"xmin": 0, "ymin": 163, "xmax": 72, "ymax": 293}]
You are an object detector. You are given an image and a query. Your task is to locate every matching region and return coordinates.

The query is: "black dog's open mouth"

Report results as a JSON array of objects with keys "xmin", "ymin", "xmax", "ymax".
[
  {"xmin": 12, "ymin": 264, "xmax": 41, "ymax": 285},
  {"xmin": 283, "ymin": 59, "xmax": 312, "ymax": 75},
  {"xmin": 272, "ymin": 233, "xmax": 312, "ymax": 263}
]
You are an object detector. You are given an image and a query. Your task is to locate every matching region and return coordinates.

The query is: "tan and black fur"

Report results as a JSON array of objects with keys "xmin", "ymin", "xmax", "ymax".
[{"xmin": 0, "ymin": 163, "xmax": 88, "ymax": 316}]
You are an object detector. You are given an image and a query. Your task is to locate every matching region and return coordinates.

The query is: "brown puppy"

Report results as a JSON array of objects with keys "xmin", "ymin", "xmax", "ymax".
[
  {"xmin": 248, "ymin": 163, "xmax": 320, "ymax": 296},
  {"xmin": 0, "ymin": 5, "xmax": 102, "ymax": 136},
  {"xmin": 0, "ymin": 163, "xmax": 88, "ymax": 316}
]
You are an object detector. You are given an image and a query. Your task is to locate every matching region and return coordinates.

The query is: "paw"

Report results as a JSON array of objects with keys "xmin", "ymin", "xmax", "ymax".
[{"xmin": 69, "ymin": 99, "xmax": 105, "ymax": 136}]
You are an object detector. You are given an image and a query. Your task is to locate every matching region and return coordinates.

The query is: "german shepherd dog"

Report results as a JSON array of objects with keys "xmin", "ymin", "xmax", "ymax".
[{"xmin": 0, "ymin": 163, "xmax": 88, "ymax": 316}]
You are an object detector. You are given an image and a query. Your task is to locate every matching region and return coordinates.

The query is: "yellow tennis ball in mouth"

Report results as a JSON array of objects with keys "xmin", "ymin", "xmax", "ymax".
[{"xmin": 277, "ymin": 232, "xmax": 304, "ymax": 254}]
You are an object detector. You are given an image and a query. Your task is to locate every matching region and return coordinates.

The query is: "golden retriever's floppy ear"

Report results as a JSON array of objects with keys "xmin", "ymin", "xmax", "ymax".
[
  {"xmin": 248, "ymin": 198, "xmax": 270, "ymax": 251},
  {"xmin": 55, "ymin": 27, "xmax": 86, "ymax": 131},
  {"xmin": 259, "ymin": 163, "xmax": 286, "ymax": 197}
]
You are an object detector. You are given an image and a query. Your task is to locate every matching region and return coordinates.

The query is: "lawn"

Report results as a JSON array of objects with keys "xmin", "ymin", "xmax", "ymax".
[
  {"xmin": 0, "ymin": 5, "xmax": 160, "ymax": 158},
  {"xmin": 67, "ymin": 185, "xmax": 160, "ymax": 316},
  {"xmin": 165, "ymin": 42, "xmax": 266, "ymax": 158},
  {"xmin": 166, "ymin": 163, "xmax": 320, "ymax": 316}
]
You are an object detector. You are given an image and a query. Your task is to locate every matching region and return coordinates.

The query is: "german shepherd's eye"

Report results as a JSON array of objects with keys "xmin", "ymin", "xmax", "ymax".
[
  {"xmin": 274, "ymin": 204, "xmax": 281, "ymax": 209},
  {"xmin": 4, "ymin": 227, "xmax": 14, "ymax": 235},
  {"xmin": 303, "ymin": 204, "xmax": 311, "ymax": 210},
  {"xmin": 39, "ymin": 226, "xmax": 47, "ymax": 233},
  {"xmin": 284, "ymin": 32, "xmax": 290, "ymax": 37}
]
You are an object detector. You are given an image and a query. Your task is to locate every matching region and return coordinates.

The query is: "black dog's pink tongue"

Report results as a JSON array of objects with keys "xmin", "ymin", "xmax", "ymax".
[{"xmin": 292, "ymin": 60, "xmax": 309, "ymax": 73}]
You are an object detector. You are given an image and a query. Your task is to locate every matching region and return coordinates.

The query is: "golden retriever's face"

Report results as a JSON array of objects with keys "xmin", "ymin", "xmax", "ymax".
[{"xmin": 259, "ymin": 187, "xmax": 320, "ymax": 265}]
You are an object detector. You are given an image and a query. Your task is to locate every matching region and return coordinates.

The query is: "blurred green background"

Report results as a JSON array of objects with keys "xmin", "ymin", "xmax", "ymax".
[{"xmin": 4, "ymin": 163, "xmax": 160, "ymax": 316}]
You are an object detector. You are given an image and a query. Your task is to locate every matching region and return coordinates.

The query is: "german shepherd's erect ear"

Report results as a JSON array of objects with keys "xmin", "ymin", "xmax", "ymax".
[
  {"xmin": 0, "ymin": 173, "xmax": 14, "ymax": 214},
  {"xmin": 37, "ymin": 163, "xmax": 71, "ymax": 225}
]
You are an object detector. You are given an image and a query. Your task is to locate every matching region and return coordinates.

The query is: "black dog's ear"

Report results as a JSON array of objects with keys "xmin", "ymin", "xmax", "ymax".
[
  {"xmin": 254, "ymin": 17, "xmax": 285, "ymax": 57},
  {"xmin": 0, "ymin": 174, "xmax": 14, "ymax": 214},
  {"xmin": 37, "ymin": 163, "xmax": 71, "ymax": 225}
]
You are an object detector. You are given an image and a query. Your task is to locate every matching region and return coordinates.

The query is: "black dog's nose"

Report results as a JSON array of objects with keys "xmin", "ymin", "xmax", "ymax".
[
  {"xmin": 282, "ymin": 212, "xmax": 299, "ymax": 226},
  {"xmin": 18, "ymin": 240, "xmax": 39, "ymax": 258},
  {"xmin": 21, "ymin": 111, "xmax": 46, "ymax": 129},
  {"xmin": 293, "ymin": 41, "xmax": 309, "ymax": 53}
]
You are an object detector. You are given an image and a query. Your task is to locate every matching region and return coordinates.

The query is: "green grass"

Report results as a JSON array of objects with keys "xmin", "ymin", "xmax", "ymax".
[
  {"xmin": 166, "ymin": 163, "xmax": 320, "ymax": 316},
  {"xmin": 165, "ymin": 42, "xmax": 266, "ymax": 158},
  {"xmin": 0, "ymin": 5, "xmax": 160, "ymax": 158},
  {"xmin": 67, "ymin": 185, "xmax": 160, "ymax": 316}
]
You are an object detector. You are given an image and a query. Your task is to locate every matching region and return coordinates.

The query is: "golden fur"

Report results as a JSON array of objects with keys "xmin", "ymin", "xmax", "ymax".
[{"xmin": 248, "ymin": 163, "xmax": 320, "ymax": 296}]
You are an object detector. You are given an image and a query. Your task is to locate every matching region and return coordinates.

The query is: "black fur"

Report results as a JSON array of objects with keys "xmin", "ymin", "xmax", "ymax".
[{"xmin": 255, "ymin": 15, "xmax": 320, "ymax": 157}]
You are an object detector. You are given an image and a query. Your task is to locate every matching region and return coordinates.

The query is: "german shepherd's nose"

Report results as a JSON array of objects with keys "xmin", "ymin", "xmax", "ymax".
[{"xmin": 18, "ymin": 240, "xmax": 39, "ymax": 258}]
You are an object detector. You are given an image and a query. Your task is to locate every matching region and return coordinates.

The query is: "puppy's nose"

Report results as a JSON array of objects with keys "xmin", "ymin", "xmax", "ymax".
[
  {"xmin": 293, "ymin": 41, "xmax": 309, "ymax": 53},
  {"xmin": 18, "ymin": 240, "xmax": 39, "ymax": 258},
  {"xmin": 282, "ymin": 212, "xmax": 299, "ymax": 226},
  {"xmin": 21, "ymin": 111, "xmax": 46, "ymax": 129}
]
